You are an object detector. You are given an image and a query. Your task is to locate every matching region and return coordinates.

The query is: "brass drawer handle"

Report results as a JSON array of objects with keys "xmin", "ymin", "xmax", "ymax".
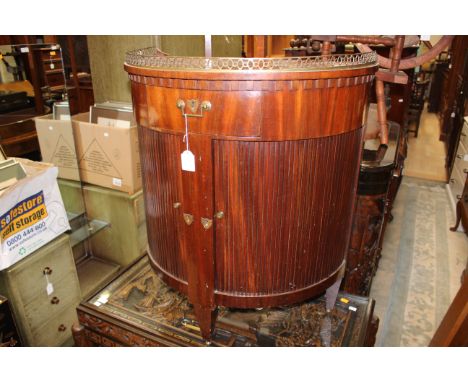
[
  {"xmin": 58, "ymin": 324, "xmax": 67, "ymax": 332},
  {"xmin": 51, "ymin": 296, "xmax": 60, "ymax": 305},
  {"xmin": 214, "ymin": 211, "xmax": 224, "ymax": 219},
  {"xmin": 43, "ymin": 267, "xmax": 52, "ymax": 275}
]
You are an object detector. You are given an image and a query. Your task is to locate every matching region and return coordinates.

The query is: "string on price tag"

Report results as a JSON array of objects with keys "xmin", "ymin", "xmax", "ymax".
[{"xmin": 181, "ymin": 114, "xmax": 195, "ymax": 172}]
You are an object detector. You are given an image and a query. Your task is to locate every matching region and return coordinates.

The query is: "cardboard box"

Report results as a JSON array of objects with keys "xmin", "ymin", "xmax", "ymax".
[
  {"xmin": 72, "ymin": 111, "xmax": 142, "ymax": 194},
  {"xmin": 34, "ymin": 114, "xmax": 80, "ymax": 181},
  {"xmin": 0, "ymin": 158, "xmax": 70, "ymax": 270}
]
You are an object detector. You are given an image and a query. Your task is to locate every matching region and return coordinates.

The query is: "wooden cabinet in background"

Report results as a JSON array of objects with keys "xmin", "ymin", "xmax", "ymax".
[
  {"xmin": 438, "ymin": 36, "xmax": 468, "ymax": 177},
  {"xmin": 451, "ymin": 119, "xmax": 468, "ymax": 235},
  {"xmin": 342, "ymin": 121, "xmax": 407, "ymax": 295},
  {"xmin": 0, "ymin": 295, "xmax": 20, "ymax": 347},
  {"xmin": 428, "ymin": 59, "xmax": 449, "ymax": 113}
]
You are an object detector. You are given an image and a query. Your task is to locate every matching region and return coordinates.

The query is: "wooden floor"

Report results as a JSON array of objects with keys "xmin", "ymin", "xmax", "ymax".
[{"xmin": 404, "ymin": 107, "xmax": 447, "ymax": 182}]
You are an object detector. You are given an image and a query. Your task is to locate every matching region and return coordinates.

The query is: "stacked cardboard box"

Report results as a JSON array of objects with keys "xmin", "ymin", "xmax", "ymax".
[
  {"xmin": 0, "ymin": 158, "xmax": 70, "ymax": 270},
  {"xmin": 35, "ymin": 102, "xmax": 142, "ymax": 195}
]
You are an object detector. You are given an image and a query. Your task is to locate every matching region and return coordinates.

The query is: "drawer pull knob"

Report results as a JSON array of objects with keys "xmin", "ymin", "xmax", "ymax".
[
  {"xmin": 51, "ymin": 296, "xmax": 60, "ymax": 304},
  {"xmin": 43, "ymin": 267, "xmax": 52, "ymax": 275},
  {"xmin": 58, "ymin": 324, "xmax": 67, "ymax": 332}
]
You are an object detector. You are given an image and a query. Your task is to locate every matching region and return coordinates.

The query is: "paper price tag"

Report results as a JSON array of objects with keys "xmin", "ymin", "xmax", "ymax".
[
  {"xmin": 45, "ymin": 274, "xmax": 54, "ymax": 295},
  {"xmin": 181, "ymin": 150, "xmax": 196, "ymax": 172},
  {"xmin": 46, "ymin": 282, "xmax": 54, "ymax": 295}
]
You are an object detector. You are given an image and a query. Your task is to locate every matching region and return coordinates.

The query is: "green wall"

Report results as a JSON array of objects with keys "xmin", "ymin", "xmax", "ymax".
[
  {"xmin": 87, "ymin": 35, "xmax": 161, "ymax": 103},
  {"xmin": 87, "ymin": 35, "xmax": 243, "ymax": 103}
]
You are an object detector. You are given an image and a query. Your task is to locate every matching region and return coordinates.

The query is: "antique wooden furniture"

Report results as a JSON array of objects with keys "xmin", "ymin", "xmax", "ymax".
[
  {"xmin": 438, "ymin": 36, "xmax": 468, "ymax": 177},
  {"xmin": 451, "ymin": 174, "xmax": 468, "ymax": 235},
  {"xmin": 448, "ymin": 118, "xmax": 468, "ymax": 217},
  {"xmin": 450, "ymin": 118, "xmax": 468, "ymax": 234},
  {"xmin": 0, "ymin": 234, "xmax": 81, "ymax": 346},
  {"xmin": 342, "ymin": 121, "xmax": 405, "ymax": 295},
  {"xmin": 427, "ymin": 56, "xmax": 449, "ymax": 113},
  {"xmin": 73, "ymin": 256, "xmax": 379, "ymax": 347},
  {"xmin": 125, "ymin": 50, "xmax": 378, "ymax": 339},
  {"xmin": 0, "ymin": 108, "xmax": 41, "ymax": 160},
  {"xmin": 430, "ymin": 263, "xmax": 468, "ymax": 346},
  {"xmin": 0, "ymin": 295, "xmax": 20, "ymax": 346},
  {"xmin": 406, "ymin": 78, "xmax": 430, "ymax": 137}
]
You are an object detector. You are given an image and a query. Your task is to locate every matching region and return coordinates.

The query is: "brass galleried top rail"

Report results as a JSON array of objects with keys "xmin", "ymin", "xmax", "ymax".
[{"xmin": 125, "ymin": 48, "xmax": 377, "ymax": 71}]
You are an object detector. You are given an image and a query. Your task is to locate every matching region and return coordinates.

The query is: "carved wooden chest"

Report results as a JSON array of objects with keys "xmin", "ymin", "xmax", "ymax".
[{"xmin": 74, "ymin": 256, "xmax": 378, "ymax": 347}]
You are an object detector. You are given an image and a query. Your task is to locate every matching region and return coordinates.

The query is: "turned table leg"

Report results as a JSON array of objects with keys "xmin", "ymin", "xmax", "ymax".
[{"xmin": 450, "ymin": 201, "xmax": 462, "ymax": 232}]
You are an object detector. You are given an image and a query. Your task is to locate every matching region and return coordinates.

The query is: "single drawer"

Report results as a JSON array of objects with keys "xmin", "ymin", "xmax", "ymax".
[
  {"xmin": 454, "ymin": 142, "xmax": 468, "ymax": 179},
  {"xmin": 40, "ymin": 49, "xmax": 61, "ymax": 61},
  {"xmin": 5, "ymin": 235, "xmax": 75, "ymax": 305},
  {"xmin": 23, "ymin": 271, "xmax": 81, "ymax": 331},
  {"xmin": 460, "ymin": 121, "xmax": 468, "ymax": 151},
  {"xmin": 30, "ymin": 304, "xmax": 78, "ymax": 346},
  {"xmin": 453, "ymin": 151, "xmax": 468, "ymax": 179},
  {"xmin": 449, "ymin": 166, "xmax": 465, "ymax": 203},
  {"xmin": 45, "ymin": 72, "xmax": 65, "ymax": 87},
  {"xmin": 146, "ymin": 87, "xmax": 262, "ymax": 138}
]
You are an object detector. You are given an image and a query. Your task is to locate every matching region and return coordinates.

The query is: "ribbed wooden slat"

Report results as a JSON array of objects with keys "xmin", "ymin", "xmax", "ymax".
[{"xmin": 213, "ymin": 128, "xmax": 362, "ymax": 296}]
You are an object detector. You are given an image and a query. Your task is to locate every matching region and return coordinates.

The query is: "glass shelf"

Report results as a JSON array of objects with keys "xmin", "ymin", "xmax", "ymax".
[{"xmin": 69, "ymin": 219, "xmax": 109, "ymax": 248}]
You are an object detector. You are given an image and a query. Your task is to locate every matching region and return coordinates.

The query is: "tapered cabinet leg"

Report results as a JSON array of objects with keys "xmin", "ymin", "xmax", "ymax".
[
  {"xmin": 194, "ymin": 305, "xmax": 218, "ymax": 342},
  {"xmin": 450, "ymin": 201, "xmax": 462, "ymax": 232}
]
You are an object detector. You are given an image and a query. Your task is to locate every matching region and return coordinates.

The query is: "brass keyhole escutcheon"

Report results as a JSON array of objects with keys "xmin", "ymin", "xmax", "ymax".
[
  {"xmin": 183, "ymin": 213, "xmax": 194, "ymax": 226},
  {"xmin": 201, "ymin": 217, "xmax": 213, "ymax": 230},
  {"xmin": 214, "ymin": 211, "xmax": 224, "ymax": 219}
]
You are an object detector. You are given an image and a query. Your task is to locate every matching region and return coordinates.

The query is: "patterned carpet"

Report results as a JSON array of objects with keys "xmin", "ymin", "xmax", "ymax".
[{"xmin": 369, "ymin": 176, "xmax": 467, "ymax": 346}]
